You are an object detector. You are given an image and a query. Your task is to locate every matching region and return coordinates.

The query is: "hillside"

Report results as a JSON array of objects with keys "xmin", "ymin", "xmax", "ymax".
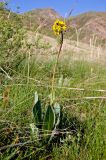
[
  {"xmin": 0, "ymin": 6, "xmax": 105, "ymax": 46},
  {"xmin": 1, "ymin": 7, "xmax": 105, "ymax": 63},
  {"xmin": 21, "ymin": 9, "xmax": 106, "ymax": 46},
  {"xmin": 70, "ymin": 12, "xmax": 106, "ymax": 45},
  {"xmin": 21, "ymin": 8, "xmax": 61, "ymax": 37}
]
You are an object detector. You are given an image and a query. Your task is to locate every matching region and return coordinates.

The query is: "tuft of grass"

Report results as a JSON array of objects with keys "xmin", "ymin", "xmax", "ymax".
[{"xmin": 0, "ymin": 57, "xmax": 106, "ymax": 159}]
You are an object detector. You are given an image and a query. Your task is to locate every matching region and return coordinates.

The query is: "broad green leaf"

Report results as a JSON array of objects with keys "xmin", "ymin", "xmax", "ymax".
[
  {"xmin": 54, "ymin": 103, "xmax": 61, "ymax": 128},
  {"xmin": 34, "ymin": 91, "xmax": 38, "ymax": 104},
  {"xmin": 43, "ymin": 105, "xmax": 55, "ymax": 131},
  {"xmin": 33, "ymin": 95, "xmax": 42, "ymax": 129},
  {"xmin": 48, "ymin": 103, "xmax": 60, "ymax": 142},
  {"xmin": 54, "ymin": 102, "xmax": 60, "ymax": 115}
]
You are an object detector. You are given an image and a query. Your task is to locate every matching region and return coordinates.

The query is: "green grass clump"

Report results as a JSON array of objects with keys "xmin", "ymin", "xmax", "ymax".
[{"xmin": 0, "ymin": 56, "xmax": 106, "ymax": 159}]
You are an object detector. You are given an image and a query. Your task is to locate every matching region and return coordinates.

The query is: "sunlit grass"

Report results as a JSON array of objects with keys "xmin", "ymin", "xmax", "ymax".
[{"xmin": 0, "ymin": 57, "xmax": 106, "ymax": 159}]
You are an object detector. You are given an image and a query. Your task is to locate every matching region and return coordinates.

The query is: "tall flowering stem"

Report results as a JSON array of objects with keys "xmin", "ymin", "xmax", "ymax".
[{"xmin": 51, "ymin": 19, "xmax": 67, "ymax": 104}]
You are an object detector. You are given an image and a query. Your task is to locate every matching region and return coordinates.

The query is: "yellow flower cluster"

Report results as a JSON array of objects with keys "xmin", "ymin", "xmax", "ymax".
[{"xmin": 52, "ymin": 19, "xmax": 67, "ymax": 35}]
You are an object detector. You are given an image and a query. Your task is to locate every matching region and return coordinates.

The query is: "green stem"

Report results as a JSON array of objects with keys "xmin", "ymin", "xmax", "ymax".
[{"xmin": 51, "ymin": 32, "xmax": 63, "ymax": 104}]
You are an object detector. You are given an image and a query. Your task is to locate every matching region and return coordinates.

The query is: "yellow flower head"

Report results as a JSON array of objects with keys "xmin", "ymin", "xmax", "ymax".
[{"xmin": 52, "ymin": 19, "xmax": 67, "ymax": 35}]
